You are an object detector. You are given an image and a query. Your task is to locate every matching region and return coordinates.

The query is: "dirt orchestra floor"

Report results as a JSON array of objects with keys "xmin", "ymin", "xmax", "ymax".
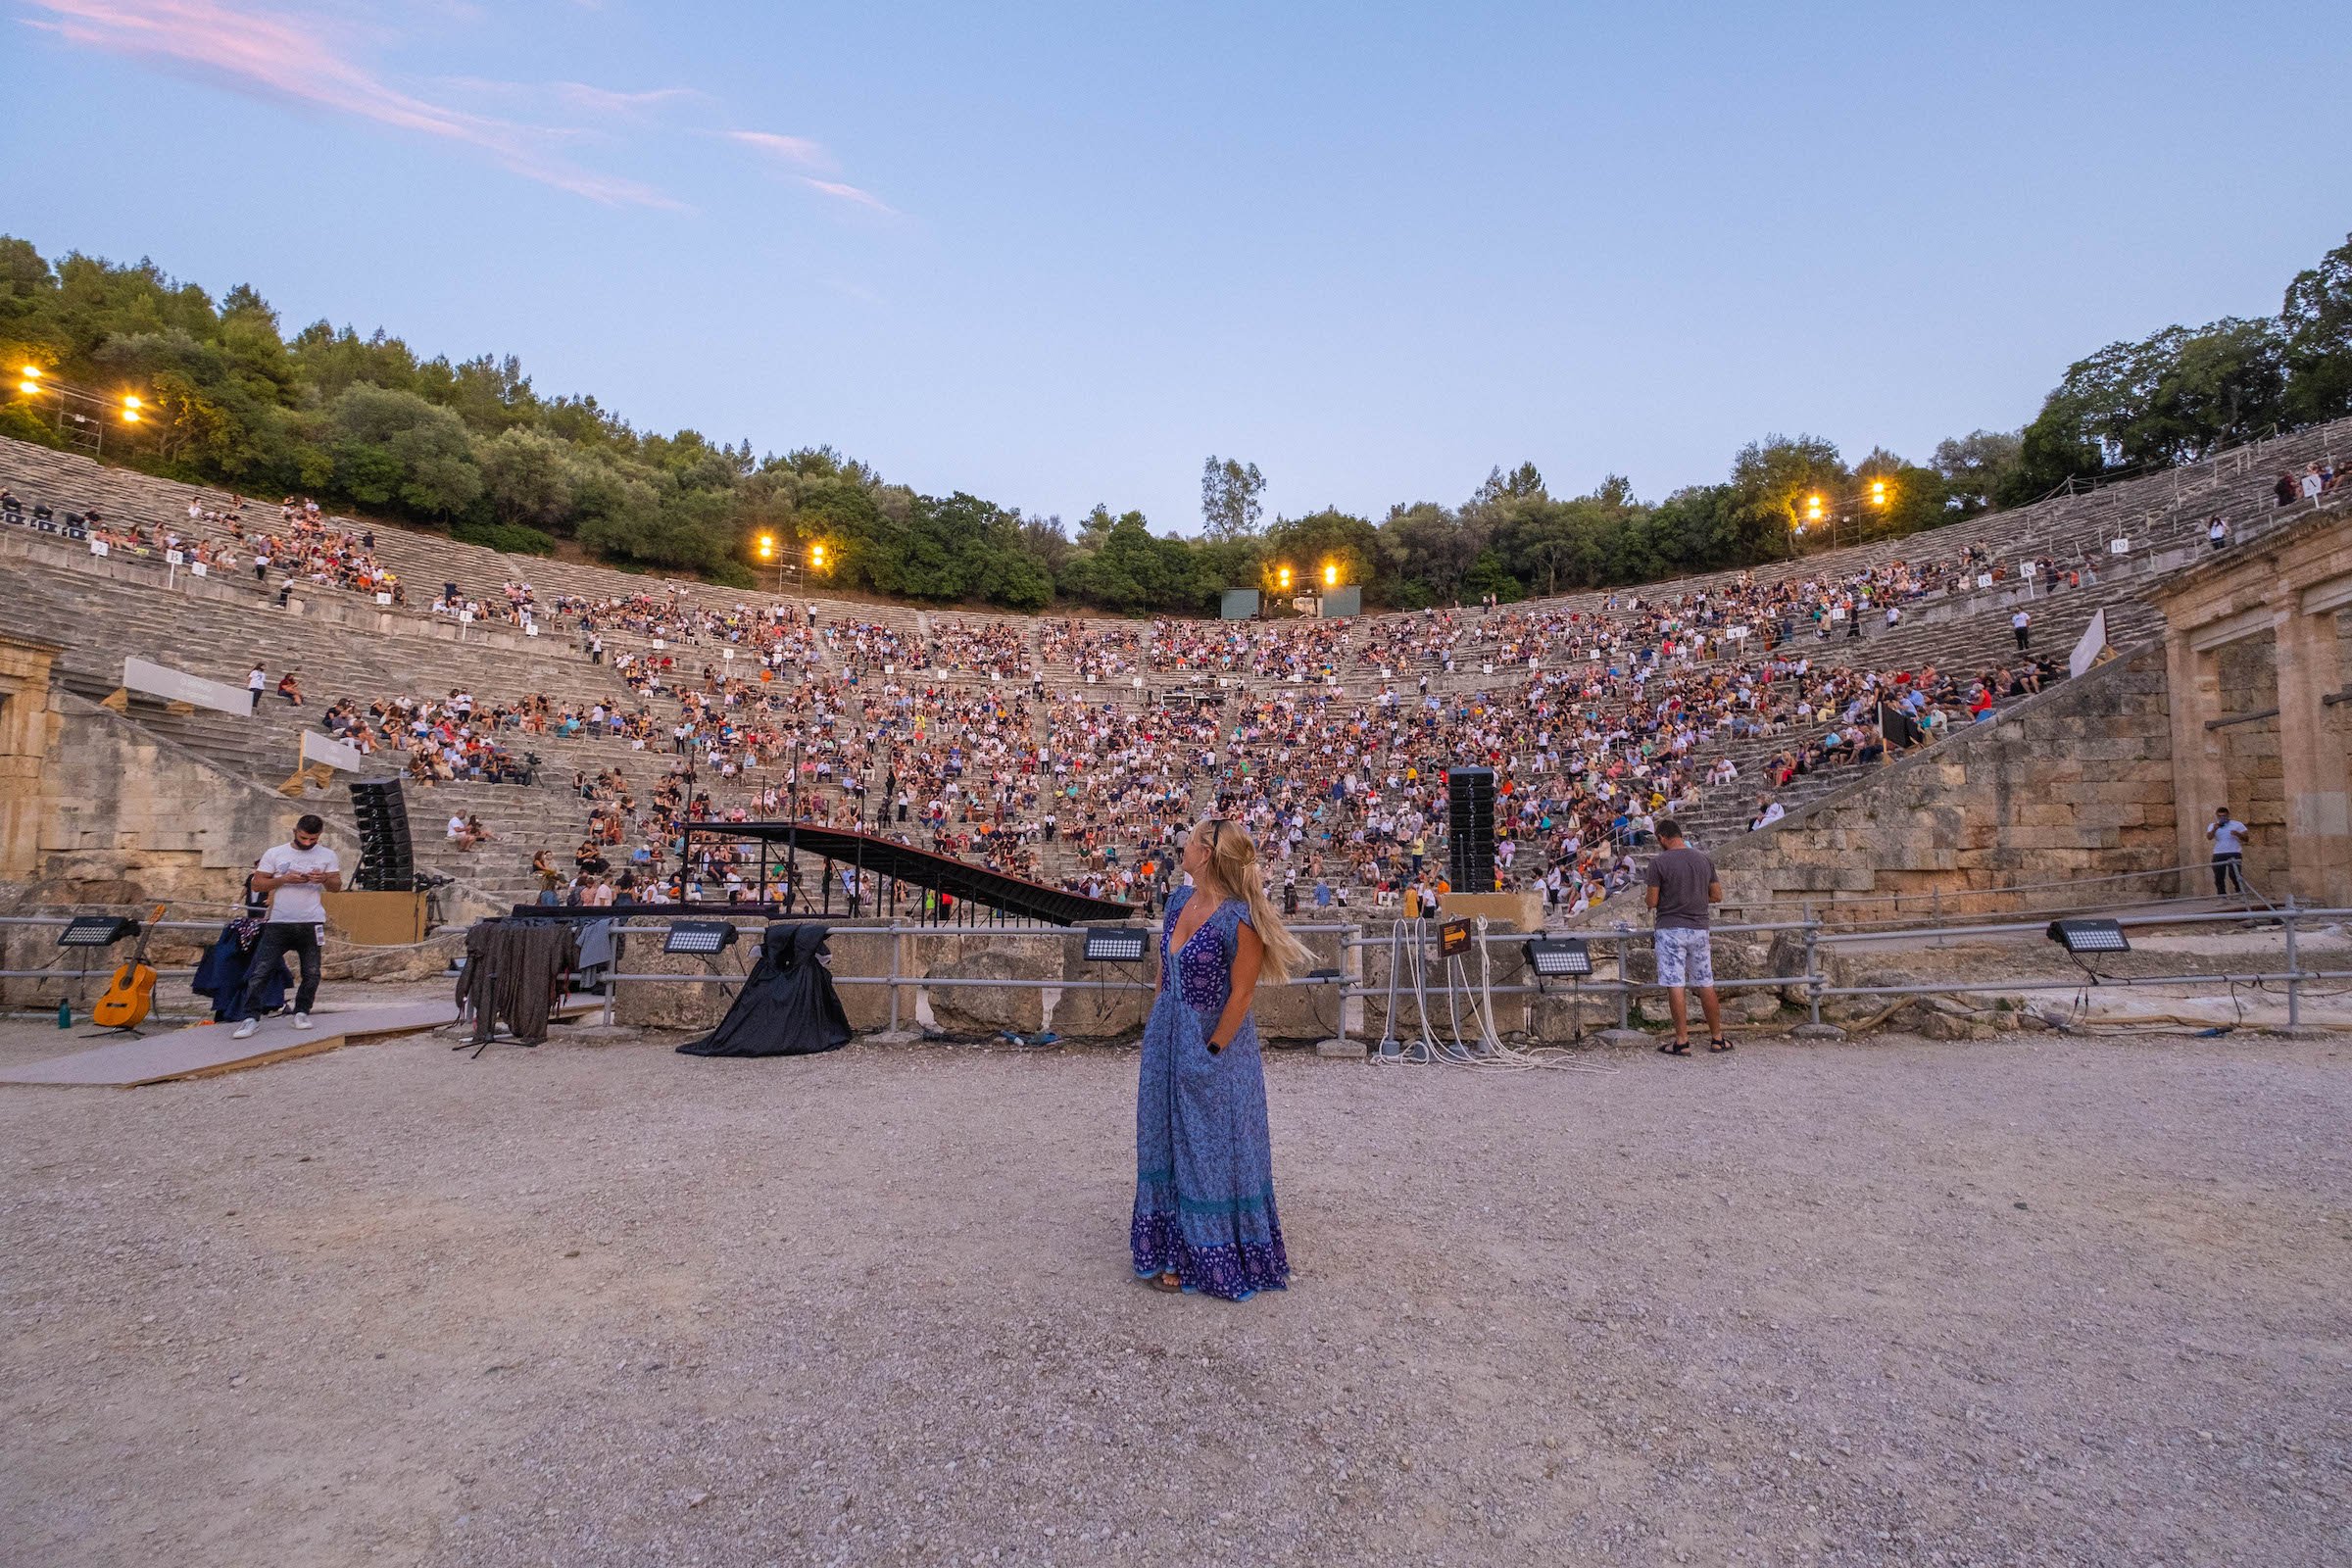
[{"xmin": 0, "ymin": 1013, "xmax": 2346, "ymax": 1567}]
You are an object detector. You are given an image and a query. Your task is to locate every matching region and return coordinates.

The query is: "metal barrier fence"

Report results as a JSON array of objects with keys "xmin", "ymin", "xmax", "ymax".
[
  {"xmin": 4, "ymin": 903, "xmax": 2342, "ymax": 1036},
  {"xmin": 581, "ymin": 900, "xmax": 2346, "ymax": 1040}
]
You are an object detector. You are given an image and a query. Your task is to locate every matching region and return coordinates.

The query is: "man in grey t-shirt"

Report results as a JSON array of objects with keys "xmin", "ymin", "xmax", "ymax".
[{"xmin": 1643, "ymin": 817, "xmax": 1724, "ymax": 1054}]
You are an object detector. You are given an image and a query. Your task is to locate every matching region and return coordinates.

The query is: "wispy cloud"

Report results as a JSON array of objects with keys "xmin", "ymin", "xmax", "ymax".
[
  {"xmin": 550, "ymin": 80, "xmax": 703, "ymax": 117},
  {"xmin": 22, "ymin": 0, "xmax": 682, "ymax": 209},
  {"xmin": 724, "ymin": 128, "xmax": 836, "ymax": 172},
  {"xmin": 798, "ymin": 176, "xmax": 895, "ymax": 215}
]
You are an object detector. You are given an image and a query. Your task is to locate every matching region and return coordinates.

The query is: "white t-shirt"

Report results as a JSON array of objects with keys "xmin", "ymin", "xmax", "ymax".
[
  {"xmin": 258, "ymin": 841, "xmax": 339, "ymax": 925},
  {"xmin": 2209, "ymin": 818, "xmax": 2248, "ymax": 856}
]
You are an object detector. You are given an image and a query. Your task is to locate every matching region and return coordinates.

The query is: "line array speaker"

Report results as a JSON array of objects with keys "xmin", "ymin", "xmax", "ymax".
[
  {"xmin": 349, "ymin": 776, "xmax": 416, "ymax": 892},
  {"xmin": 1446, "ymin": 766, "xmax": 1495, "ymax": 893}
]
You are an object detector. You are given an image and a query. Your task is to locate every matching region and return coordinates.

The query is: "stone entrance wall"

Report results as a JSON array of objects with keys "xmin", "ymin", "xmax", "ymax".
[
  {"xmin": 1700, "ymin": 645, "xmax": 2181, "ymax": 920},
  {"xmin": 2150, "ymin": 505, "xmax": 2352, "ymax": 904}
]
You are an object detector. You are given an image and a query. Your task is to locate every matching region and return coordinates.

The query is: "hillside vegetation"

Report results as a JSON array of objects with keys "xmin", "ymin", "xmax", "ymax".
[{"xmin": 3, "ymin": 231, "xmax": 2345, "ymax": 612}]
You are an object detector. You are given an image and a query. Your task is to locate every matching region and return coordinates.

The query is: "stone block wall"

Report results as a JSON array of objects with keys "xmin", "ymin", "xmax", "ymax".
[
  {"xmin": 612, "ymin": 916, "xmax": 1363, "ymax": 1042},
  {"xmin": 2214, "ymin": 637, "xmax": 2287, "ymax": 892},
  {"xmin": 1713, "ymin": 645, "xmax": 2181, "ymax": 920}
]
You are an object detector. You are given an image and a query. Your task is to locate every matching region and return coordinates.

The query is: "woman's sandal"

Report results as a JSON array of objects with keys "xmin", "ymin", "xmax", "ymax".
[
  {"xmin": 1708, "ymin": 1038, "xmax": 1734, "ymax": 1053},
  {"xmin": 1657, "ymin": 1041, "xmax": 1691, "ymax": 1055},
  {"xmin": 1152, "ymin": 1271, "xmax": 1182, "ymax": 1293}
]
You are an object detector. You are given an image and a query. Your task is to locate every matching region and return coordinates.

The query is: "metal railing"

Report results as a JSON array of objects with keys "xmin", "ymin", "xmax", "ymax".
[{"xmin": 551, "ymin": 900, "xmax": 2346, "ymax": 1042}]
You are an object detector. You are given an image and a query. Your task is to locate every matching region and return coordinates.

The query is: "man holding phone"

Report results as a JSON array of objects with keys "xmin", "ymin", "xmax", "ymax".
[{"xmin": 231, "ymin": 813, "xmax": 342, "ymax": 1039}]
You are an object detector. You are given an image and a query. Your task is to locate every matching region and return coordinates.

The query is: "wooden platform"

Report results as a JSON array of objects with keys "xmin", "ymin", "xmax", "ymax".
[{"xmin": 0, "ymin": 1000, "xmax": 459, "ymax": 1088}]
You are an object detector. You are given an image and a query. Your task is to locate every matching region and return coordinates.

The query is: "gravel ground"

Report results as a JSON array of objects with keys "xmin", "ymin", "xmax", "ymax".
[{"xmin": 1, "ymin": 1016, "xmax": 2346, "ymax": 1567}]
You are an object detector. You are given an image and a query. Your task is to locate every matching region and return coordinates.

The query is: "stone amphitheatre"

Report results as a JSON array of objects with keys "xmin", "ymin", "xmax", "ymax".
[{"xmin": 2, "ymin": 422, "xmax": 2348, "ymax": 1566}]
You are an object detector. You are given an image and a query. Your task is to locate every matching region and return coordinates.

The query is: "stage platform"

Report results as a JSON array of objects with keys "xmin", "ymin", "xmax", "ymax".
[{"xmin": 0, "ymin": 985, "xmax": 600, "ymax": 1088}]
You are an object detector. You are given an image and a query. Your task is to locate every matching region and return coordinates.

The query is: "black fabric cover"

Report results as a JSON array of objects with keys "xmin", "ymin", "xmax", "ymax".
[
  {"xmin": 191, "ymin": 921, "xmax": 290, "ymax": 1023},
  {"xmin": 678, "ymin": 922, "xmax": 852, "ymax": 1057}
]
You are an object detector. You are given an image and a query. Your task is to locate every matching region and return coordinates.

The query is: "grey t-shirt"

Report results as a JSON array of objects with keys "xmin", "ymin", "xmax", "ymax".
[{"xmin": 1644, "ymin": 846, "xmax": 1716, "ymax": 931}]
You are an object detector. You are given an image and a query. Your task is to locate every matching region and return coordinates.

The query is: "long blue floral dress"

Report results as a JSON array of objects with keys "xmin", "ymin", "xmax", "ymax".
[{"xmin": 1131, "ymin": 887, "xmax": 1291, "ymax": 1299}]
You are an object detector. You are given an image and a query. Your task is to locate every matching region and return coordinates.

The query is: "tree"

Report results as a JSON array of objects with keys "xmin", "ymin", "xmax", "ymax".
[
  {"xmin": 1200, "ymin": 456, "xmax": 1265, "ymax": 542},
  {"xmin": 477, "ymin": 428, "xmax": 574, "ymax": 529},
  {"xmin": 320, "ymin": 383, "xmax": 481, "ymax": 517},
  {"xmin": 2281, "ymin": 231, "xmax": 2352, "ymax": 428},
  {"xmin": 1378, "ymin": 502, "xmax": 1480, "ymax": 609},
  {"xmin": 1261, "ymin": 508, "xmax": 1380, "ymax": 601},
  {"xmin": 2007, "ymin": 318, "xmax": 2288, "ymax": 496},
  {"xmin": 1729, "ymin": 435, "xmax": 1846, "ymax": 562},
  {"xmin": 1931, "ymin": 429, "xmax": 2022, "ymax": 515}
]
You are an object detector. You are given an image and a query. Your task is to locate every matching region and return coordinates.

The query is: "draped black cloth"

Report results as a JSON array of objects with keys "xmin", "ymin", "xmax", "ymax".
[
  {"xmin": 678, "ymin": 922, "xmax": 851, "ymax": 1057},
  {"xmin": 191, "ymin": 918, "xmax": 290, "ymax": 1023},
  {"xmin": 454, "ymin": 917, "xmax": 579, "ymax": 1046}
]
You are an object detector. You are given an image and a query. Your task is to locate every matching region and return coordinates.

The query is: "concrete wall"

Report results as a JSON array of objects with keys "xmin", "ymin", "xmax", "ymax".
[{"xmin": 1703, "ymin": 645, "xmax": 2182, "ymax": 920}]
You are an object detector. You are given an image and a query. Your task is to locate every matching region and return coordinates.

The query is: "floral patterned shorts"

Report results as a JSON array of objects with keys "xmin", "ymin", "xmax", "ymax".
[{"xmin": 1654, "ymin": 927, "xmax": 1714, "ymax": 989}]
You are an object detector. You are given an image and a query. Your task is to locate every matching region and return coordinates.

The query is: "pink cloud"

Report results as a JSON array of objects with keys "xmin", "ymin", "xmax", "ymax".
[
  {"xmin": 798, "ymin": 176, "xmax": 896, "ymax": 216},
  {"xmin": 724, "ymin": 128, "xmax": 836, "ymax": 172},
  {"xmin": 23, "ymin": 0, "xmax": 681, "ymax": 209}
]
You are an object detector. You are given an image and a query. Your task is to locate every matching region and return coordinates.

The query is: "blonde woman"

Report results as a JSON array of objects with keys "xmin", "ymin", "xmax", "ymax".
[{"xmin": 1132, "ymin": 817, "xmax": 1311, "ymax": 1300}]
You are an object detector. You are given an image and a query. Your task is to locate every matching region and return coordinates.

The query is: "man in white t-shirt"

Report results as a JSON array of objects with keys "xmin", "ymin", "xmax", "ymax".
[
  {"xmin": 2206, "ymin": 807, "xmax": 2250, "ymax": 897},
  {"xmin": 2012, "ymin": 609, "xmax": 2031, "ymax": 652},
  {"xmin": 247, "ymin": 663, "xmax": 266, "ymax": 713},
  {"xmin": 231, "ymin": 813, "xmax": 342, "ymax": 1038}
]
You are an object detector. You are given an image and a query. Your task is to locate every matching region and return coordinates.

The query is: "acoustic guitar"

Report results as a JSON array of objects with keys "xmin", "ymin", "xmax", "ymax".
[{"xmin": 91, "ymin": 904, "xmax": 169, "ymax": 1031}]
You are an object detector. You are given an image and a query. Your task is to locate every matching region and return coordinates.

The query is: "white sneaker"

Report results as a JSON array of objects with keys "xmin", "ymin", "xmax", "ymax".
[
  {"xmin": 292, "ymin": 1012, "xmax": 314, "ymax": 1031},
  {"xmin": 231, "ymin": 1018, "xmax": 258, "ymax": 1040}
]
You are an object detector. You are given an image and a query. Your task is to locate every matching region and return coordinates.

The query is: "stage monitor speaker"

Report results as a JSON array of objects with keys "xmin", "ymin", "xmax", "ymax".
[
  {"xmin": 349, "ymin": 776, "xmax": 416, "ymax": 892},
  {"xmin": 1446, "ymin": 766, "xmax": 1495, "ymax": 893}
]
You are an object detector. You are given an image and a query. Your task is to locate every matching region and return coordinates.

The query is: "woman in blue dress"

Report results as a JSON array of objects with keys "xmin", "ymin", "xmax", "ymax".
[{"xmin": 1132, "ymin": 817, "xmax": 1311, "ymax": 1300}]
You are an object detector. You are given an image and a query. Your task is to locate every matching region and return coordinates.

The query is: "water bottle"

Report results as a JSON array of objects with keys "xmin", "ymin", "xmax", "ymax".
[{"xmin": 58, "ymin": 1000, "xmax": 72, "ymax": 1029}]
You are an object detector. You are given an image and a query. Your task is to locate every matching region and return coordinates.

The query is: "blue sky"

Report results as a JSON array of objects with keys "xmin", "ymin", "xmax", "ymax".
[{"xmin": 8, "ymin": 2, "xmax": 2348, "ymax": 531}]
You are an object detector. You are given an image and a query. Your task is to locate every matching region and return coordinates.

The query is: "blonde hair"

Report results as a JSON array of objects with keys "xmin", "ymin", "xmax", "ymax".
[{"xmin": 1192, "ymin": 818, "xmax": 1312, "ymax": 985}]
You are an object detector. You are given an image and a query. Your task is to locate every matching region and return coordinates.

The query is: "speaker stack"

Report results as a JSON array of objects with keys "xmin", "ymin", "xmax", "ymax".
[
  {"xmin": 349, "ymin": 777, "xmax": 416, "ymax": 892},
  {"xmin": 1446, "ymin": 767, "xmax": 1496, "ymax": 893}
]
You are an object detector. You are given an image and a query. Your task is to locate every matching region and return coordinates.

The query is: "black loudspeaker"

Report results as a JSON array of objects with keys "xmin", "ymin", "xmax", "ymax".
[
  {"xmin": 1446, "ymin": 767, "xmax": 1495, "ymax": 892},
  {"xmin": 349, "ymin": 777, "xmax": 416, "ymax": 892}
]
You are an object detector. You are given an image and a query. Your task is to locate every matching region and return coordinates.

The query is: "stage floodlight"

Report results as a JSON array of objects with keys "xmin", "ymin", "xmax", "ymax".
[
  {"xmin": 58, "ymin": 915, "xmax": 141, "ymax": 949},
  {"xmin": 1083, "ymin": 928, "xmax": 1148, "ymax": 963},
  {"xmin": 664, "ymin": 921, "xmax": 740, "ymax": 956},
  {"xmin": 1522, "ymin": 937, "xmax": 1592, "ymax": 977},
  {"xmin": 2046, "ymin": 918, "xmax": 2129, "ymax": 956}
]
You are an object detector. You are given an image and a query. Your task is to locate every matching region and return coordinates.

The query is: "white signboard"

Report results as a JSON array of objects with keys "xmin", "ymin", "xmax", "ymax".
[
  {"xmin": 122, "ymin": 657, "xmax": 250, "ymax": 717},
  {"xmin": 300, "ymin": 729, "xmax": 368, "ymax": 774},
  {"xmin": 2109, "ymin": 537, "xmax": 2131, "ymax": 555},
  {"xmin": 2022, "ymin": 561, "xmax": 2037, "ymax": 578},
  {"xmin": 375, "ymin": 592, "xmax": 393, "ymax": 606},
  {"xmin": 166, "ymin": 549, "xmax": 184, "ymax": 565},
  {"xmin": 89, "ymin": 540, "xmax": 108, "ymax": 558},
  {"xmin": 720, "ymin": 648, "xmax": 733, "ymax": 661},
  {"xmin": 654, "ymin": 638, "xmax": 666, "ymax": 650},
  {"xmin": 2069, "ymin": 608, "xmax": 2108, "ymax": 680},
  {"xmin": 190, "ymin": 562, "xmax": 207, "ymax": 577},
  {"xmin": 525, "ymin": 623, "xmax": 539, "ymax": 637},
  {"xmin": 1976, "ymin": 572, "xmax": 1993, "ymax": 589}
]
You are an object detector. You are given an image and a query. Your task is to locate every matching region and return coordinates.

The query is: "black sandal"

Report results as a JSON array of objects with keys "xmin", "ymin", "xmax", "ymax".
[
  {"xmin": 1709, "ymin": 1038, "xmax": 1734, "ymax": 1053},
  {"xmin": 1658, "ymin": 1041, "xmax": 1691, "ymax": 1055}
]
